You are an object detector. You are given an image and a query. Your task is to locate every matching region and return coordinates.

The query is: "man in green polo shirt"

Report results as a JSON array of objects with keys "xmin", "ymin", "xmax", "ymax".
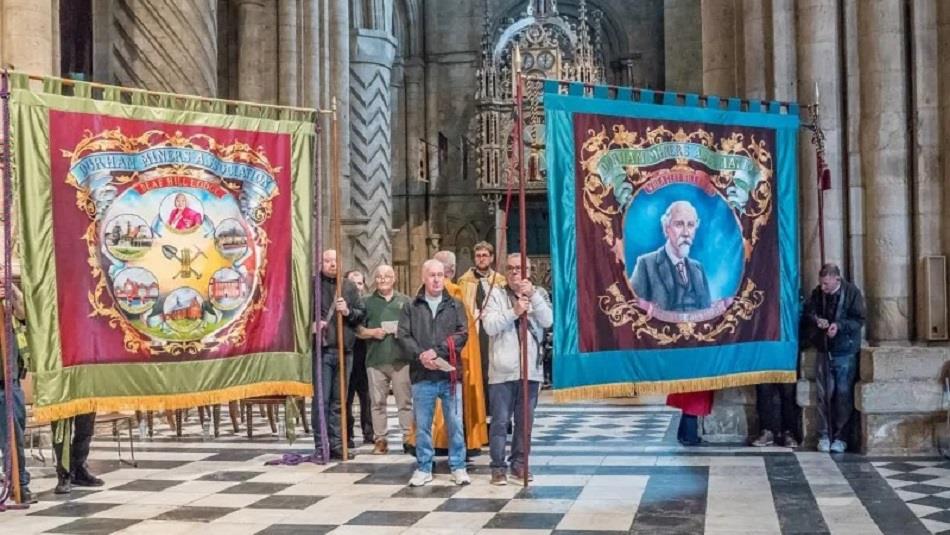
[{"xmin": 359, "ymin": 264, "xmax": 412, "ymax": 454}]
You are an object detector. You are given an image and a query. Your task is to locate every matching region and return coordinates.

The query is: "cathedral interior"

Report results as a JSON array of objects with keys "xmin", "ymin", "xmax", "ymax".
[{"xmin": 3, "ymin": 0, "xmax": 950, "ymax": 533}]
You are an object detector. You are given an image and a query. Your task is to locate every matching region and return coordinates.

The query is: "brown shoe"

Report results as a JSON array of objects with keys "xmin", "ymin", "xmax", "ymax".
[
  {"xmin": 373, "ymin": 438, "xmax": 389, "ymax": 455},
  {"xmin": 490, "ymin": 469, "xmax": 508, "ymax": 486},
  {"xmin": 510, "ymin": 466, "xmax": 534, "ymax": 484}
]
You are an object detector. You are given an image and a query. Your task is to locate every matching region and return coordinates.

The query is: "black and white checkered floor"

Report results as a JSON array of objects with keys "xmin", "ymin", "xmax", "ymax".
[{"xmin": 0, "ymin": 393, "xmax": 943, "ymax": 534}]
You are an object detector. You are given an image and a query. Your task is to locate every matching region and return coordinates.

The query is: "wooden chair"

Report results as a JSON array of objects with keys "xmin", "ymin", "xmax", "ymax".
[
  {"xmin": 239, "ymin": 396, "xmax": 309, "ymax": 438},
  {"xmin": 95, "ymin": 412, "xmax": 137, "ymax": 467}
]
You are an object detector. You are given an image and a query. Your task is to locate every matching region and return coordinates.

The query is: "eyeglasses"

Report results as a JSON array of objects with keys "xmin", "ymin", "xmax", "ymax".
[
  {"xmin": 506, "ymin": 265, "xmax": 528, "ymax": 272},
  {"xmin": 375, "ymin": 274, "xmax": 395, "ymax": 280}
]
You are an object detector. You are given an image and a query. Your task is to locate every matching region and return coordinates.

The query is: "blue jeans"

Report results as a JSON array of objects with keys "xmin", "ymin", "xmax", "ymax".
[
  {"xmin": 412, "ymin": 380, "xmax": 464, "ymax": 473},
  {"xmin": 0, "ymin": 383, "xmax": 30, "ymax": 491},
  {"xmin": 816, "ymin": 351, "xmax": 857, "ymax": 442},
  {"xmin": 489, "ymin": 380, "xmax": 539, "ymax": 471}
]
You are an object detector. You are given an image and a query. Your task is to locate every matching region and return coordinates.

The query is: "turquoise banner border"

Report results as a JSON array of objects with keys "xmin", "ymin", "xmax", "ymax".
[{"xmin": 545, "ymin": 82, "xmax": 800, "ymax": 395}]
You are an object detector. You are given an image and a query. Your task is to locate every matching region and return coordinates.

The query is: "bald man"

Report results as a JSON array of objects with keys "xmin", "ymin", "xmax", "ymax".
[{"xmin": 313, "ymin": 249, "xmax": 366, "ymax": 460}]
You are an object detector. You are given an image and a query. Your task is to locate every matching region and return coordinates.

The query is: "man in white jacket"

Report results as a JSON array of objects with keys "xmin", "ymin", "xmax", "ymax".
[{"xmin": 482, "ymin": 253, "xmax": 553, "ymax": 485}]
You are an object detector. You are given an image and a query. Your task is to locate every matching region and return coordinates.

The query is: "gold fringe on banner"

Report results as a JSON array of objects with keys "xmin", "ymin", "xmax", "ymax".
[
  {"xmin": 32, "ymin": 381, "xmax": 314, "ymax": 423},
  {"xmin": 552, "ymin": 370, "xmax": 796, "ymax": 403}
]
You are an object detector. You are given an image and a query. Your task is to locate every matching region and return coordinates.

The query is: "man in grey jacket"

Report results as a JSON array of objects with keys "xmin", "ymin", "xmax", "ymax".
[{"xmin": 482, "ymin": 253, "xmax": 553, "ymax": 485}]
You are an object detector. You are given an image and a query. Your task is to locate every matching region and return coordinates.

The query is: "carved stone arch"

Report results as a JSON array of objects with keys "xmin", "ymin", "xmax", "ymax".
[
  {"xmin": 494, "ymin": 0, "xmax": 630, "ymax": 64},
  {"xmin": 393, "ymin": 0, "xmax": 422, "ymax": 58}
]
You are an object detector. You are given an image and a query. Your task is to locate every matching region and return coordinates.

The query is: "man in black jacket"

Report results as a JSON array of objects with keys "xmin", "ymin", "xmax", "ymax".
[
  {"xmin": 397, "ymin": 259, "xmax": 469, "ymax": 487},
  {"xmin": 313, "ymin": 249, "xmax": 366, "ymax": 460},
  {"xmin": 803, "ymin": 263, "xmax": 866, "ymax": 454}
]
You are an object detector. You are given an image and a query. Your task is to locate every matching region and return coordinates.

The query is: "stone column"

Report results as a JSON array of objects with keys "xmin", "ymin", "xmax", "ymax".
[
  {"xmin": 277, "ymin": 0, "xmax": 298, "ymax": 106},
  {"xmin": 663, "ymin": 0, "xmax": 702, "ymax": 93},
  {"xmin": 112, "ymin": 0, "xmax": 217, "ymax": 96},
  {"xmin": 770, "ymin": 0, "xmax": 797, "ymax": 101},
  {"xmin": 348, "ymin": 29, "xmax": 397, "ymax": 277},
  {"xmin": 234, "ymin": 0, "xmax": 278, "ymax": 103},
  {"xmin": 858, "ymin": 1, "xmax": 911, "ymax": 342},
  {"xmin": 0, "ymin": 0, "xmax": 56, "ymax": 74},
  {"xmin": 910, "ymin": 0, "xmax": 943, "ymax": 340},
  {"xmin": 940, "ymin": 3, "xmax": 950, "ymax": 260},
  {"xmin": 701, "ymin": 0, "xmax": 738, "ymax": 96},
  {"xmin": 299, "ymin": 0, "xmax": 321, "ymax": 109},
  {"xmin": 796, "ymin": 0, "xmax": 847, "ymax": 290},
  {"xmin": 402, "ymin": 58, "xmax": 429, "ymax": 283},
  {"xmin": 843, "ymin": 0, "xmax": 865, "ymax": 292},
  {"xmin": 741, "ymin": 0, "xmax": 769, "ymax": 98}
]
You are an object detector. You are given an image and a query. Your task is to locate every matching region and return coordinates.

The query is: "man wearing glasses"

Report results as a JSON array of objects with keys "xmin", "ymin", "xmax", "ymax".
[{"xmin": 481, "ymin": 254, "xmax": 553, "ymax": 485}]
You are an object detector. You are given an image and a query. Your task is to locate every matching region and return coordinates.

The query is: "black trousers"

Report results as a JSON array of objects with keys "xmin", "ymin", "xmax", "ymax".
[
  {"xmin": 313, "ymin": 348, "xmax": 352, "ymax": 451},
  {"xmin": 346, "ymin": 343, "xmax": 373, "ymax": 442},
  {"xmin": 677, "ymin": 414, "xmax": 699, "ymax": 444},
  {"xmin": 51, "ymin": 412, "xmax": 96, "ymax": 477},
  {"xmin": 756, "ymin": 382, "xmax": 797, "ymax": 436}
]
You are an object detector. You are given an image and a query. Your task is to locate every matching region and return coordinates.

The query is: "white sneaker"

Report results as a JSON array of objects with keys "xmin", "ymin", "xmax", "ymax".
[
  {"xmin": 817, "ymin": 438, "xmax": 831, "ymax": 452},
  {"xmin": 452, "ymin": 468, "xmax": 471, "ymax": 486},
  {"xmin": 409, "ymin": 470, "xmax": 433, "ymax": 487},
  {"xmin": 830, "ymin": 439, "xmax": 847, "ymax": 453}
]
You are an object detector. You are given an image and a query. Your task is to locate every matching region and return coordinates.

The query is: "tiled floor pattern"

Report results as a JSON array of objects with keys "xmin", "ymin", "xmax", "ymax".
[
  {"xmin": 0, "ymin": 393, "xmax": 941, "ymax": 534},
  {"xmin": 873, "ymin": 459, "xmax": 950, "ymax": 534}
]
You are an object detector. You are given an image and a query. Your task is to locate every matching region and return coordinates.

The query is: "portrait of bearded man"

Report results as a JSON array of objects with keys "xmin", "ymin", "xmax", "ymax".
[{"xmin": 631, "ymin": 200, "xmax": 712, "ymax": 314}]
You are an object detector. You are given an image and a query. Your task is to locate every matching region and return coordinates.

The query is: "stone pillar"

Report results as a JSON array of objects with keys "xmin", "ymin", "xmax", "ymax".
[
  {"xmin": 277, "ymin": 0, "xmax": 298, "ymax": 106},
  {"xmin": 663, "ymin": 0, "xmax": 702, "ymax": 93},
  {"xmin": 113, "ymin": 0, "xmax": 217, "ymax": 96},
  {"xmin": 843, "ymin": 0, "xmax": 865, "ymax": 292},
  {"xmin": 330, "ymin": 0, "xmax": 350, "ymax": 183},
  {"xmin": 234, "ymin": 0, "xmax": 277, "ymax": 103},
  {"xmin": 796, "ymin": 0, "xmax": 847, "ymax": 291},
  {"xmin": 701, "ymin": 0, "xmax": 738, "ymax": 96},
  {"xmin": 348, "ymin": 29, "xmax": 397, "ymax": 277},
  {"xmin": 940, "ymin": 3, "xmax": 950, "ymax": 260},
  {"xmin": 910, "ymin": 0, "xmax": 943, "ymax": 340},
  {"xmin": 858, "ymin": 1, "xmax": 911, "ymax": 342},
  {"xmin": 0, "ymin": 0, "xmax": 56, "ymax": 74},
  {"xmin": 402, "ymin": 58, "xmax": 429, "ymax": 284},
  {"xmin": 299, "ymin": 0, "xmax": 321, "ymax": 109},
  {"xmin": 770, "ymin": 0, "xmax": 797, "ymax": 101},
  {"xmin": 741, "ymin": 0, "xmax": 769, "ymax": 99}
]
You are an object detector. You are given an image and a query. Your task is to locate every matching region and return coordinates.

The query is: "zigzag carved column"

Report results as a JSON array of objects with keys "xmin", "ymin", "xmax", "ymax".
[
  {"xmin": 113, "ymin": 0, "xmax": 217, "ymax": 96},
  {"xmin": 349, "ymin": 29, "xmax": 397, "ymax": 277}
]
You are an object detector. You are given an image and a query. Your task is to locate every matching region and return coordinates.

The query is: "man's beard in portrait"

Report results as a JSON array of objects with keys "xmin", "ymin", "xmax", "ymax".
[{"xmin": 674, "ymin": 238, "xmax": 692, "ymax": 258}]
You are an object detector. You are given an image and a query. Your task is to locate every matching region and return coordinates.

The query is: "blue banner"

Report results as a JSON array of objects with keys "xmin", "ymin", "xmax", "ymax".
[{"xmin": 545, "ymin": 81, "xmax": 800, "ymax": 400}]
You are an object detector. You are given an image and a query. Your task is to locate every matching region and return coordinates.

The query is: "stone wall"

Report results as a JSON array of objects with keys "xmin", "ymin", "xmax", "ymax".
[
  {"xmin": 797, "ymin": 347, "xmax": 950, "ymax": 454},
  {"xmin": 856, "ymin": 347, "xmax": 950, "ymax": 454}
]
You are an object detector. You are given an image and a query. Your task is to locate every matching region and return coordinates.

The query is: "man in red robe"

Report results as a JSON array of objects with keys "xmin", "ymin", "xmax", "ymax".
[{"xmin": 668, "ymin": 391, "xmax": 713, "ymax": 446}]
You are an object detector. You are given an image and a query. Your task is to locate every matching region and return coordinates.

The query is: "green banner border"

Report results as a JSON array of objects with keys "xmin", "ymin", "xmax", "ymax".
[{"xmin": 10, "ymin": 85, "xmax": 315, "ymax": 416}]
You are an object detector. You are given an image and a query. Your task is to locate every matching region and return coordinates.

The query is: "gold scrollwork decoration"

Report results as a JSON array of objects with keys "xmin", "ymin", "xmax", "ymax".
[{"xmin": 582, "ymin": 123, "xmax": 774, "ymax": 344}]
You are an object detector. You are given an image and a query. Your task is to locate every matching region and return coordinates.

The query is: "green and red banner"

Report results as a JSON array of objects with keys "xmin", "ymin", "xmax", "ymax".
[{"xmin": 10, "ymin": 75, "xmax": 315, "ymax": 421}]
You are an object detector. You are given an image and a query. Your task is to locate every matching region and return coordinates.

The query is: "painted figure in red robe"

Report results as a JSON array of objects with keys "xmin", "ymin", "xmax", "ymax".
[{"xmin": 167, "ymin": 193, "xmax": 201, "ymax": 231}]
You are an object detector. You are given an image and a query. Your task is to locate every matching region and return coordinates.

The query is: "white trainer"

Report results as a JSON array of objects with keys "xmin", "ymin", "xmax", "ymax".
[
  {"xmin": 452, "ymin": 468, "xmax": 472, "ymax": 486},
  {"xmin": 409, "ymin": 470, "xmax": 433, "ymax": 487}
]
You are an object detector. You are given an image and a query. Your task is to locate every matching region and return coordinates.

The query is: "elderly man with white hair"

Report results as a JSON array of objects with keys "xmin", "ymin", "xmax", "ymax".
[
  {"xmin": 630, "ymin": 200, "xmax": 712, "ymax": 314},
  {"xmin": 397, "ymin": 259, "xmax": 470, "ymax": 487},
  {"xmin": 359, "ymin": 264, "xmax": 413, "ymax": 455}
]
